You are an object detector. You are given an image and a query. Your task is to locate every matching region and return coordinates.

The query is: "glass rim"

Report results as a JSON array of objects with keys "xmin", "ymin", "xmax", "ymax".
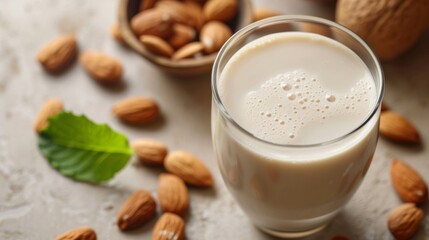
[{"xmin": 211, "ymin": 15, "xmax": 384, "ymax": 148}]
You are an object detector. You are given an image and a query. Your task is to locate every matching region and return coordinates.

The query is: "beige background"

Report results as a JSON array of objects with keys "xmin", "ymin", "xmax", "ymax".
[{"xmin": 0, "ymin": 0, "xmax": 428, "ymax": 239}]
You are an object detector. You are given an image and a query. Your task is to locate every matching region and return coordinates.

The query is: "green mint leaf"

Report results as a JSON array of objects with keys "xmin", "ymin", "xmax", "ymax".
[{"xmin": 38, "ymin": 112, "xmax": 133, "ymax": 183}]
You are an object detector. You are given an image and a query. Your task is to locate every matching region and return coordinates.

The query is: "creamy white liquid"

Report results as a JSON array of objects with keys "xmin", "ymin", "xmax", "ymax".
[
  {"xmin": 219, "ymin": 32, "xmax": 376, "ymax": 145},
  {"xmin": 212, "ymin": 32, "xmax": 380, "ymax": 232}
]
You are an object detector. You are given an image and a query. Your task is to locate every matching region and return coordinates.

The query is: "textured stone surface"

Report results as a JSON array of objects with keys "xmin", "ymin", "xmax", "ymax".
[{"xmin": 0, "ymin": 0, "xmax": 428, "ymax": 239}]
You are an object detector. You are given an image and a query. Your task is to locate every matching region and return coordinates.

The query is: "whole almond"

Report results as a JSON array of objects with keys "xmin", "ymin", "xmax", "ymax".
[
  {"xmin": 200, "ymin": 21, "xmax": 232, "ymax": 54},
  {"xmin": 117, "ymin": 190, "xmax": 157, "ymax": 231},
  {"xmin": 164, "ymin": 151, "xmax": 213, "ymax": 187},
  {"xmin": 37, "ymin": 35, "xmax": 77, "ymax": 72},
  {"xmin": 33, "ymin": 99, "xmax": 64, "ymax": 133},
  {"xmin": 169, "ymin": 24, "xmax": 196, "ymax": 49},
  {"xmin": 388, "ymin": 203, "xmax": 423, "ymax": 240},
  {"xmin": 391, "ymin": 160, "xmax": 428, "ymax": 204},
  {"xmin": 140, "ymin": 35, "xmax": 175, "ymax": 57},
  {"xmin": 253, "ymin": 8, "xmax": 280, "ymax": 22},
  {"xmin": 80, "ymin": 51, "xmax": 123, "ymax": 84},
  {"xmin": 184, "ymin": 1, "xmax": 206, "ymax": 30},
  {"xmin": 158, "ymin": 174, "xmax": 189, "ymax": 215},
  {"xmin": 139, "ymin": 0, "xmax": 157, "ymax": 11},
  {"xmin": 111, "ymin": 23, "xmax": 124, "ymax": 44},
  {"xmin": 203, "ymin": 0, "xmax": 238, "ymax": 22},
  {"xmin": 155, "ymin": 1, "xmax": 194, "ymax": 27},
  {"xmin": 112, "ymin": 97, "xmax": 159, "ymax": 125},
  {"xmin": 132, "ymin": 139, "xmax": 168, "ymax": 166},
  {"xmin": 131, "ymin": 9, "xmax": 173, "ymax": 38},
  {"xmin": 56, "ymin": 226, "xmax": 96, "ymax": 240},
  {"xmin": 172, "ymin": 42, "xmax": 204, "ymax": 60},
  {"xmin": 380, "ymin": 111, "xmax": 420, "ymax": 144},
  {"xmin": 152, "ymin": 213, "xmax": 185, "ymax": 240}
]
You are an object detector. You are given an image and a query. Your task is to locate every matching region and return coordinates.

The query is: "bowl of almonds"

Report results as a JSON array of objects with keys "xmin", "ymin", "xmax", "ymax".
[{"xmin": 118, "ymin": 0, "xmax": 253, "ymax": 76}]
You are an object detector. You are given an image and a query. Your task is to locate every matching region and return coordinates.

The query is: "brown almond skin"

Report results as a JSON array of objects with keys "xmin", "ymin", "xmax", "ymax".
[
  {"xmin": 172, "ymin": 42, "xmax": 204, "ymax": 60},
  {"xmin": 112, "ymin": 97, "xmax": 159, "ymax": 125},
  {"xmin": 117, "ymin": 190, "xmax": 157, "ymax": 231},
  {"xmin": 131, "ymin": 8, "xmax": 173, "ymax": 38},
  {"xmin": 391, "ymin": 160, "xmax": 428, "ymax": 204},
  {"xmin": 56, "ymin": 226, "xmax": 96, "ymax": 240},
  {"xmin": 253, "ymin": 8, "xmax": 280, "ymax": 22},
  {"xmin": 140, "ymin": 35, "xmax": 175, "ymax": 58},
  {"xmin": 169, "ymin": 24, "xmax": 196, "ymax": 49},
  {"xmin": 336, "ymin": 0, "xmax": 429, "ymax": 60},
  {"xmin": 200, "ymin": 21, "xmax": 232, "ymax": 54},
  {"xmin": 203, "ymin": 0, "xmax": 238, "ymax": 22},
  {"xmin": 80, "ymin": 51, "xmax": 123, "ymax": 84},
  {"xmin": 132, "ymin": 139, "xmax": 168, "ymax": 166},
  {"xmin": 155, "ymin": 1, "xmax": 194, "ymax": 27},
  {"xmin": 152, "ymin": 213, "xmax": 185, "ymax": 240},
  {"xmin": 380, "ymin": 111, "xmax": 420, "ymax": 144},
  {"xmin": 158, "ymin": 174, "xmax": 189, "ymax": 215},
  {"xmin": 388, "ymin": 203, "xmax": 423, "ymax": 240},
  {"xmin": 164, "ymin": 151, "xmax": 213, "ymax": 187},
  {"xmin": 33, "ymin": 99, "xmax": 64, "ymax": 133},
  {"xmin": 37, "ymin": 35, "xmax": 77, "ymax": 72}
]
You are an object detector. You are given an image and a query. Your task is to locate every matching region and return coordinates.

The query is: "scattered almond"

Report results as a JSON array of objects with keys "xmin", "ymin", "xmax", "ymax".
[
  {"xmin": 164, "ymin": 151, "xmax": 213, "ymax": 187},
  {"xmin": 200, "ymin": 21, "xmax": 232, "ymax": 54},
  {"xmin": 387, "ymin": 203, "xmax": 423, "ymax": 240},
  {"xmin": 37, "ymin": 35, "xmax": 77, "ymax": 72},
  {"xmin": 158, "ymin": 173, "xmax": 189, "ymax": 215},
  {"xmin": 117, "ymin": 190, "xmax": 157, "ymax": 231},
  {"xmin": 203, "ymin": 0, "xmax": 238, "ymax": 22},
  {"xmin": 169, "ymin": 24, "xmax": 197, "ymax": 49},
  {"xmin": 111, "ymin": 23, "xmax": 124, "ymax": 44},
  {"xmin": 172, "ymin": 42, "xmax": 204, "ymax": 60},
  {"xmin": 253, "ymin": 8, "xmax": 280, "ymax": 22},
  {"xmin": 391, "ymin": 160, "xmax": 428, "ymax": 204},
  {"xmin": 380, "ymin": 111, "xmax": 420, "ymax": 144},
  {"xmin": 132, "ymin": 139, "xmax": 168, "ymax": 166},
  {"xmin": 131, "ymin": 9, "xmax": 173, "ymax": 38},
  {"xmin": 141, "ymin": 35, "xmax": 175, "ymax": 58},
  {"xmin": 55, "ymin": 226, "xmax": 96, "ymax": 240},
  {"xmin": 112, "ymin": 97, "xmax": 160, "ymax": 125},
  {"xmin": 152, "ymin": 213, "xmax": 185, "ymax": 240},
  {"xmin": 33, "ymin": 99, "xmax": 64, "ymax": 133},
  {"xmin": 79, "ymin": 50, "xmax": 123, "ymax": 84}
]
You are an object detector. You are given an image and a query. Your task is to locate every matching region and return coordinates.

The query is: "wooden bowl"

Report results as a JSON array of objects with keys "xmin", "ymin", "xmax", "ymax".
[{"xmin": 118, "ymin": 0, "xmax": 253, "ymax": 76}]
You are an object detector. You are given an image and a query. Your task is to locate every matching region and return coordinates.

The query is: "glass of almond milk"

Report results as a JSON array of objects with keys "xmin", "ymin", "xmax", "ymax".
[{"xmin": 211, "ymin": 16, "xmax": 384, "ymax": 238}]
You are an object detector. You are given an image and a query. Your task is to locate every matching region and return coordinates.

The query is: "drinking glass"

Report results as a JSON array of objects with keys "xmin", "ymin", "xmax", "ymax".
[{"xmin": 211, "ymin": 16, "xmax": 384, "ymax": 238}]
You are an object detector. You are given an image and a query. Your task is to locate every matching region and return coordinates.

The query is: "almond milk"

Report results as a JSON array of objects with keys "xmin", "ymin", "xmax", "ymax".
[{"xmin": 212, "ymin": 32, "xmax": 380, "ymax": 233}]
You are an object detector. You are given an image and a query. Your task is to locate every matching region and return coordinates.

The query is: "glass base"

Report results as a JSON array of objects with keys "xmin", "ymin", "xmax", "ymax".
[{"xmin": 258, "ymin": 224, "xmax": 327, "ymax": 239}]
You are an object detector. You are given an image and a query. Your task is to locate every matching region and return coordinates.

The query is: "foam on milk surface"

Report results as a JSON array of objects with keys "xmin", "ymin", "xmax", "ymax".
[{"xmin": 219, "ymin": 32, "xmax": 376, "ymax": 145}]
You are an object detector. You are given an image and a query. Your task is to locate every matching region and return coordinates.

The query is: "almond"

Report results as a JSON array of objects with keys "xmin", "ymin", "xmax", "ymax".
[
  {"xmin": 158, "ymin": 173, "xmax": 189, "ymax": 215},
  {"xmin": 111, "ymin": 23, "xmax": 124, "ymax": 44},
  {"xmin": 200, "ymin": 21, "xmax": 232, "ymax": 54},
  {"xmin": 140, "ymin": 35, "xmax": 175, "ymax": 57},
  {"xmin": 168, "ymin": 24, "xmax": 196, "ymax": 49},
  {"xmin": 139, "ymin": 0, "xmax": 157, "ymax": 11},
  {"xmin": 203, "ymin": 0, "xmax": 237, "ymax": 22},
  {"xmin": 387, "ymin": 203, "xmax": 423, "ymax": 240},
  {"xmin": 172, "ymin": 42, "xmax": 204, "ymax": 60},
  {"xmin": 152, "ymin": 213, "xmax": 185, "ymax": 240},
  {"xmin": 156, "ymin": 1, "xmax": 194, "ymax": 27},
  {"xmin": 184, "ymin": 1, "xmax": 206, "ymax": 30},
  {"xmin": 132, "ymin": 139, "xmax": 168, "ymax": 166},
  {"xmin": 253, "ymin": 8, "xmax": 280, "ymax": 22},
  {"xmin": 117, "ymin": 190, "xmax": 157, "ymax": 231},
  {"xmin": 380, "ymin": 111, "xmax": 420, "ymax": 144},
  {"xmin": 391, "ymin": 160, "xmax": 428, "ymax": 204},
  {"xmin": 112, "ymin": 97, "xmax": 160, "ymax": 125},
  {"xmin": 37, "ymin": 35, "xmax": 77, "ymax": 72},
  {"xmin": 79, "ymin": 51, "xmax": 123, "ymax": 84},
  {"xmin": 131, "ymin": 8, "xmax": 173, "ymax": 38},
  {"xmin": 164, "ymin": 151, "xmax": 213, "ymax": 187},
  {"xmin": 55, "ymin": 226, "xmax": 96, "ymax": 240},
  {"xmin": 33, "ymin": 99, "xmax": 64, "ymax": 133}
]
